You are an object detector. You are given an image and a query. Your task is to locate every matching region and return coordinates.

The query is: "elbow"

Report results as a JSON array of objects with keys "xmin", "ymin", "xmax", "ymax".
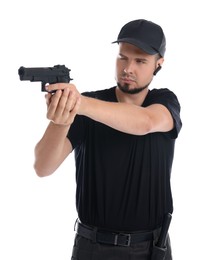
[
  {"xmin": 33, "ymin": 150, "xmax": 55, "ymax": 177},
  {"xmin": 33, "ymin": 160, "xmax": 51, "ymax": 178},
  {"xmin": 143, "ymin": 121, "xmax": 153, "ymax": 135},
  {"xmin": 33, "ymin": 164, "xmax": 45, "ymax": 178},
  {"xmin": 134, "ymin": 118, "xmax": 153, "ymax": 135}
]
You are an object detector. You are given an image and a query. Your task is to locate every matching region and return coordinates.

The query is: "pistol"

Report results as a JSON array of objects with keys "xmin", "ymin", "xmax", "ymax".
[{"xmin": 18, "ymin": 65, "xmax": 72, "ymax": 92}]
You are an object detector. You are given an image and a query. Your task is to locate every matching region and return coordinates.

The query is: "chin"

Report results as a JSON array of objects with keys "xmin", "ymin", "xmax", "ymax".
[{"xmin": 117, "ymin": 82, "xmax": 148, "ymax": 95}]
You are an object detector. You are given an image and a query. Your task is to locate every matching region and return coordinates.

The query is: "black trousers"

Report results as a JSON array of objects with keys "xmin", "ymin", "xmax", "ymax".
[{"xmin": 71, "ymin": 233, "xmax": 172, "ymax": 260}]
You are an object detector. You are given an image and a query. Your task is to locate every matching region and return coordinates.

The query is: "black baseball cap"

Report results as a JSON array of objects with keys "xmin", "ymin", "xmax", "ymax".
[{"xmin": 112, "ymin": 19, "xmax": 166, "ymax": 57}]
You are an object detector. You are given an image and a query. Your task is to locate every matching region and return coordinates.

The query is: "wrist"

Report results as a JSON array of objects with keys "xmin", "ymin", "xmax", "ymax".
[
  {"xmin": 78, "ymin": 95, "xmax": 88, "ymax": 115},
  {"xmin": 49, "ymin": 120, "xmax": 71, "ymax": 130}
]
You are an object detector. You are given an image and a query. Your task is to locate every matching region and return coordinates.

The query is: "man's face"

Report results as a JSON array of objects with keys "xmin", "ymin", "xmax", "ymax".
[{"xmin": 115, "ymin": 42, "xmax": 162, "ymax": 94}]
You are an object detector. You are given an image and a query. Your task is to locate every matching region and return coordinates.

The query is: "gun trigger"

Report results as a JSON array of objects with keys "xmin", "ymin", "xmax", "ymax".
[{"xmin": 41, "ymin": 82, "xmax": 47, "ymax": 92}]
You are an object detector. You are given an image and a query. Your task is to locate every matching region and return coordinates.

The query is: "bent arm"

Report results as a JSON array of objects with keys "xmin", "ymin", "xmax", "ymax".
[
  {"xmin": 34, "ymin": 85, "xmax": 81, "ymax": 177},
  {"xmin": 34, "ymin": 122, "xmax": 73, "ymax": 177},
  {"xmin": 79, "ymin": 96, "xmax": 174, "ymax": 135}
]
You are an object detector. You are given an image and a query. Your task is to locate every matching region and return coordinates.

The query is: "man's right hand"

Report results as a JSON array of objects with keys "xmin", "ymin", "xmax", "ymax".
[{"xmin": 45, "ymin": 83, "xmax": 81, "ymax": 126}]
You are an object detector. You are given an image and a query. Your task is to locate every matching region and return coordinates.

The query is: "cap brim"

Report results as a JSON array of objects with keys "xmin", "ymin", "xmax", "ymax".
[{"xmin": 112, "ymin": 38, "xmax": 157, "ymax": 55}]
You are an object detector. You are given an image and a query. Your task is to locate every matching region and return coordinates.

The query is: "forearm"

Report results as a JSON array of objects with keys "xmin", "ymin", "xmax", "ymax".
[
  {"xmin": 34, "ymin": 122, "xmax": 72, "ymax": 177},
  {"xmin": 79, "ymin": 96, "xmax": 151, "ymax": 135}
]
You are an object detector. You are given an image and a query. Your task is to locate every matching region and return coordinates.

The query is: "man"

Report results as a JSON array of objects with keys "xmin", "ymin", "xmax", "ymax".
[{"xmin": 34, "ymin": 19, "xmax": 182, "ymax": 260}]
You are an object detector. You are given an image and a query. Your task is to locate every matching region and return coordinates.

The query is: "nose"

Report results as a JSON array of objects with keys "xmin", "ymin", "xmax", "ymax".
[{"xmin": 123, "ymin": 61, "xmax": 135, "ymax": 74}]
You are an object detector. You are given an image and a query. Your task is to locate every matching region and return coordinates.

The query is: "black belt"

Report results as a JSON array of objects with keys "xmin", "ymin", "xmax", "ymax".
[{"xmin": 76, "ymin": 221, "xmax": 156, "ymax": 247}]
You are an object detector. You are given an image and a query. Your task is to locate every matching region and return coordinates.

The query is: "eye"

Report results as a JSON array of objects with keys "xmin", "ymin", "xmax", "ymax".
[
  {"xmin": 136, "ymin": 59, "xmax": 146, "ymax": 64},
  {"xmin": 119, "ymin": 56, "xmax": 126, "ymax": 60},
  {"xmin": 118, "ymin": 54, "xmax": 127, "ymax": 60}
]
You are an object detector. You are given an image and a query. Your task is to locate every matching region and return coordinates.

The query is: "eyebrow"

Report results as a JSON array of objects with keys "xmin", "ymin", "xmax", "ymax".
[
  {"xmin": 135, "ymin": 57, "xmax": 148, "ymax": 62},
  {"xmin": 119, "ymin": 53, "xmax": 148, "ymax": 62}
]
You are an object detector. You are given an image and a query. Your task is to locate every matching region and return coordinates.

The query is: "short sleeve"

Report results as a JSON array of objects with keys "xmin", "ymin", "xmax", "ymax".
[{"xmin": 145, "ymin": 89, "xmax": 182, "ymax": 139}]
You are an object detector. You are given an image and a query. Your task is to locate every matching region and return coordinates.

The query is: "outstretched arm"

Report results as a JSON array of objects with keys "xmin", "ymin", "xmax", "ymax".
[
  {"xmin": 45, "ymin": 83, "xmax": 174, "ymax": 136},
  {"xmin": 79, "ymin": 95, "xmax": 174, "ymax": 135}
]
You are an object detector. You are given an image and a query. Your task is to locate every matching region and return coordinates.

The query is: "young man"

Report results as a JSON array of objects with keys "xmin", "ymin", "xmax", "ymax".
[{"xmin": 34, "ymin": 19, "xmax": 182, "ymax": 260}]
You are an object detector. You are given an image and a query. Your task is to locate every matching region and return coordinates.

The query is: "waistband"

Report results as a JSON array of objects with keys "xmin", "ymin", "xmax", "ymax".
[{"xmin": 76, "ymin": 221, "xmax": 160, "ymax": 247}]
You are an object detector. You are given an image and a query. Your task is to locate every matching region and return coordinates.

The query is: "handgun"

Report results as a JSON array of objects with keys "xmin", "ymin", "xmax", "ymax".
[{"xmin": 18, "ymin": 65, "xmax": 72, "ymax": 92}]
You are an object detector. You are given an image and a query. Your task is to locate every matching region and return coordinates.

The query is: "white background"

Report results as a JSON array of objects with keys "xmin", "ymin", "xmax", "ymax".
[{"xmin": 0, "ymin": 0, "xmax": 204, "ymax": 259}]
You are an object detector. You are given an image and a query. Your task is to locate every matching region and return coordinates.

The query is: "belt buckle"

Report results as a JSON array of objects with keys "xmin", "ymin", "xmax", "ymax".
[{"xmin": 114, "ymin": 233, "xmax": 131, "ymax": 247}]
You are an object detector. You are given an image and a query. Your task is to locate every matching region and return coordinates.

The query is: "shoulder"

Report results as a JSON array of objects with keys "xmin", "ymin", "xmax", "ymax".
[
  {"xmin": 145, "ymin": 88, "xmax": 181, "ymax": 108},
  {"xmin": 149, "ymin": 88, "xmax": 178, "ymax": 99},
  {"xmin": 147, "ymin": 88, "xmax": 182, "ymax": 138}
]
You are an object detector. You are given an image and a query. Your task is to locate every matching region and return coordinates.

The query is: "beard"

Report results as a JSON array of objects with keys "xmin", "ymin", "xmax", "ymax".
[{"xmin": 117, "ymin": 81, "xmax": 150, "ymax": 94}]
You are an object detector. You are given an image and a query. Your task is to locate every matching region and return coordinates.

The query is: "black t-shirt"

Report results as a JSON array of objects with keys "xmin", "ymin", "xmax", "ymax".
[{"xmin": 68, "ymin": 87, "xmax": 182, "ymax": 231}]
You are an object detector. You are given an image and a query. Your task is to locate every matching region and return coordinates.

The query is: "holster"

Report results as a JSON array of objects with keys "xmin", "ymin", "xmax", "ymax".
[
  {"xmin": 151, "ymin": 242, "xmax": 167, "ymax": 260},
  {"xmin": 151, "ymin": 213, "xmax": 172, "ymax": 260}
]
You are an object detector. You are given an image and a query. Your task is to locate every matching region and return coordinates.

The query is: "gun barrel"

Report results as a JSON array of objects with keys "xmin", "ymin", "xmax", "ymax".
[{"xmin": 18, "ymin": 66, "xmax": 42, "ymax": 81}]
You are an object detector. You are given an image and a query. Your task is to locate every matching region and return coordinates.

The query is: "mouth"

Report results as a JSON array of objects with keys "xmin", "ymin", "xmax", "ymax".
[{"xmin": 121, "ymin": 77, "xmax": 136, "ymax": 84}]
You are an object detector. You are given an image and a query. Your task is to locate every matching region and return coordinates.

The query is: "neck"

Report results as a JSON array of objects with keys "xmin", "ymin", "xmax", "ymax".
[{"xmin": 115, "ymin": 86, "xmax": 149, "ymax": 106}]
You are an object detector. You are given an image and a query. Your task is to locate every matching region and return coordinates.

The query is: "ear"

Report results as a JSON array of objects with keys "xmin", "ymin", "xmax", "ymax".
[
  {"xmin": 153, "ymin": 64, "xmax": 161, "ymax": 75},
  {"xmin": 153, "ymin": 57, "xmax": 164, "ymax": 76}
]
